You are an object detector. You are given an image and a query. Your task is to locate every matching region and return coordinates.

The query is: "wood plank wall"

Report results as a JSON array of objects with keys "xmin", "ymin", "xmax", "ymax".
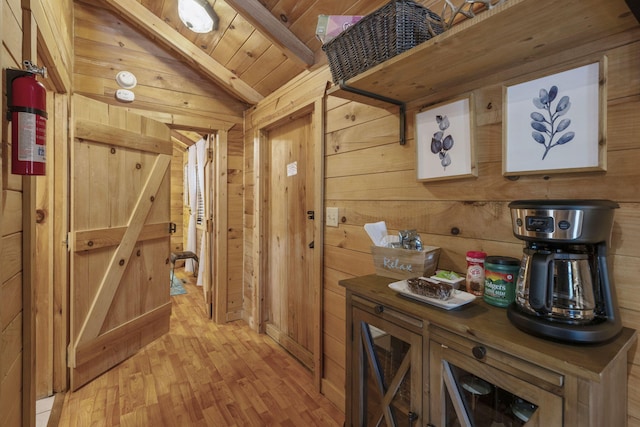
[
  {"xmin": 244, "ymin": 26, "xmax": 640, "ymax": 424},
  {"xmin": 1, "ymin": 1, "xmax": 25, "ymax": 425},
  {"xmin": 226, "ymin": 128, "xmax": 245, "ymax": 319},
  {"xmin": 171, "ymin": 145, "xmax": 184, "ymax": 254},
  {"xmin": 2, "ymin": 0, "xmax": 74, "ymax": 418}
]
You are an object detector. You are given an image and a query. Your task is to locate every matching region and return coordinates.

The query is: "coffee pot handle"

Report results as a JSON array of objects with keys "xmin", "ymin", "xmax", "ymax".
[{"xmin": 529, "ymin": 252, "xmax": 554, "ymax": 314}]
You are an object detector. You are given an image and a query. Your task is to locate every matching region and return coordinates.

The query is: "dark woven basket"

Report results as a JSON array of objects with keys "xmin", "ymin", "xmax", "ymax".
[{"xmin": 322, "ymin": 0, "xmax": 443, "ymax": 83}]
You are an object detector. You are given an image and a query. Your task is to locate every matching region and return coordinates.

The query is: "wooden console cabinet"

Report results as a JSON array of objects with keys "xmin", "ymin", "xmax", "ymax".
[{"xmin": 341, "ymin": 275, "xmax": 637, "ymax": 427}]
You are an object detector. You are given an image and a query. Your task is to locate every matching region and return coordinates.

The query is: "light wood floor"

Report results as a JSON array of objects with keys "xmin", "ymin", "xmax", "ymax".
[{"xmin": 57, "ymin": 270, "xmax": 345, "ymax": 426}]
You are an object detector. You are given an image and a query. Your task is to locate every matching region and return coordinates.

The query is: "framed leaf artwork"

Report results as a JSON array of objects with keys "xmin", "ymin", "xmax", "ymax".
[
  {"xmin": 503, "ymin": 60, "xmax": 606, "ymax": 176},
  {"xmin": 415, "ymin": 96, "xmax": 477, "ymax": 182}
]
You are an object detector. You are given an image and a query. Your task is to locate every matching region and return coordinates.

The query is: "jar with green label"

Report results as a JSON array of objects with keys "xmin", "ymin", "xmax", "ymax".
[{"xmin": 483, "ymin": 256, "xmax": 521, "ymax": 307}]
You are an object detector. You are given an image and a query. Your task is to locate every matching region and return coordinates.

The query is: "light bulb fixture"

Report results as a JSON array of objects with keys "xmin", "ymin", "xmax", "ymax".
[{"xmin": 178, "ymin": 0, "xmax": 219, "ymax": 33}]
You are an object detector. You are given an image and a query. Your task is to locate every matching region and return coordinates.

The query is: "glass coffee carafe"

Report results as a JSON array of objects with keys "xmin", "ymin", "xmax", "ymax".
[{"xmin": 515, "ymin": 245, "xmax": 597, "ymax": 323}]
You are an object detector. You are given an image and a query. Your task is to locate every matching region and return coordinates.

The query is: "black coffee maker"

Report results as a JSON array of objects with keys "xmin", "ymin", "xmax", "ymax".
[{"xmin": 507, "ymin": 200, "xmax": 622, "ymax": 343}]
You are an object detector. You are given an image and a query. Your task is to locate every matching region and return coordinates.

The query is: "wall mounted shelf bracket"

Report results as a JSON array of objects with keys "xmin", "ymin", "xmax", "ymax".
[{"xmin": 338, "ymin": 80, "xmax": 406, "ymax": 145}]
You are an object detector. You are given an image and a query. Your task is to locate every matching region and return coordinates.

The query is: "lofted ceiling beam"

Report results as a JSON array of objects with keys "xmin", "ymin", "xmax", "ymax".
[
  {"xmin": 171, "ymin": 130, "xmax": 201, "ymax": 148},
  {"xmin": 98, "ymin": 0, "xmax": 264, "ymax": 105},
  {"xmin": 225, "ymin": 0, "xmax": 315, "ymax": 67}
]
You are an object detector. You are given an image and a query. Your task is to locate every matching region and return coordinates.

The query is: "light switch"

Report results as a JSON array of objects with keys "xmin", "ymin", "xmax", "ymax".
[{"xmin": 326, "ymin": 207, "xmax": 339, "ymax": 227}]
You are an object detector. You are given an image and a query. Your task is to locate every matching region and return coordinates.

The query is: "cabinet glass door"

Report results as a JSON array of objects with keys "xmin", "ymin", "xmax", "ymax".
[
  {"xmin": 430, "ymin": 341, "xmax": 563, "ymax": 427},
  {"xmin": 352, "ymin": 307, "xmax": 422, "ymax": 427},
  {"xmin": 442, "ymin": 362, "xmax": 537, "ymax": 426}
]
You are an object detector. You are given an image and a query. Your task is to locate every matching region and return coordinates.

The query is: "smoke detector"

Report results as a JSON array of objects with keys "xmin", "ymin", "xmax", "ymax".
[{"xmin": 115, "ymin": 71, "xmax": 137, "ymax": 89}]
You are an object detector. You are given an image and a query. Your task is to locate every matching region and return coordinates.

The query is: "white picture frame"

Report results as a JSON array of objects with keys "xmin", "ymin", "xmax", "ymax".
[
  {"xmin": 503, "ymin": 60, "xmax": 606, "ymax": 176},
  {"xmin": 416, "ymin": 96, "xmax": 477, "ymax": 182}
]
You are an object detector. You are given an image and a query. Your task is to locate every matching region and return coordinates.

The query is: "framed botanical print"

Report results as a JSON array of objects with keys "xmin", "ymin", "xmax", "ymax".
[
  {"xmin": 503, "ymin": 60, "xmax": 606, "ymax": 176},
  {"xmin": 416, "ymin": 96, "xmax": 477, "ymax": 182}
]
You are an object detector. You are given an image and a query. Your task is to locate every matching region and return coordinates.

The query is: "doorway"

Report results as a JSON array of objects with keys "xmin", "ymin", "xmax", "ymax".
[
  {"xmin": 252, "ymin": 98, "xmax": 325, "ymax": 386},
  {"xmin": 264, "ymin": 113, "xmax": 315, "ymax": 370}
]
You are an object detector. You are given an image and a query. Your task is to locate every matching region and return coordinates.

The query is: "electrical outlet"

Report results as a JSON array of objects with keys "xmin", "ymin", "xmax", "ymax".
[{"xmin": 326, "ymin": 207, "xmax": 339, "ymax": 227}]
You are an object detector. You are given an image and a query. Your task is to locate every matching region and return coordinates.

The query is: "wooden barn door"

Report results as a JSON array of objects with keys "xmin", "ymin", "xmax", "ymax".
[
  {"xmin": 68, "ymin": 95, "xmax": 172, "ymax": 390},
  {"xmin": 265, "ymin": 114, "xmax": 315, "ymax": 370}
]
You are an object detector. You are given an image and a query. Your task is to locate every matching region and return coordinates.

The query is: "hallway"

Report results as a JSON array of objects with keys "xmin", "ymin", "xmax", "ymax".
[{"xmin": 56, "ymin": 270, "xmax": 345, "ymax": 426}]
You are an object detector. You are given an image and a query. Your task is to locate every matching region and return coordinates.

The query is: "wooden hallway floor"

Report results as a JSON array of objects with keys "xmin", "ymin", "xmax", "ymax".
[{"xmin": 57, "ymin": 270, "xmax": 345, "ymax": 426}]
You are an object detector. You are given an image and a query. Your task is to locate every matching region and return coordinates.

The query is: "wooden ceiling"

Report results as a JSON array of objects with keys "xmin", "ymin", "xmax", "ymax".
[{"xmin": 92, "ymin": 0, "xmax": 404, "ymax": 104}]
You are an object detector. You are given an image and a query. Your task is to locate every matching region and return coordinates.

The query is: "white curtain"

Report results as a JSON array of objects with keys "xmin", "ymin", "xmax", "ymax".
[
  {"xmin": 185, "ymin": 144, "xmax": 198, "ymax": 273},
  {"xmin": 195, "ymin": 138, "xmax": 207, "ymax": 286}
]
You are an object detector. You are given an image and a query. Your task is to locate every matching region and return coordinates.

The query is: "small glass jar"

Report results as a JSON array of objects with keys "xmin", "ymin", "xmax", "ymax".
[{"xmin": 466, "ymin": 251, "xmax": 487, "ymax": 296}]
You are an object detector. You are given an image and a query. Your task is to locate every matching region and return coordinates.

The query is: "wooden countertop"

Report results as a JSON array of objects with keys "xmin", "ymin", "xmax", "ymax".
[{"xmin": 340, "ymin": 274, "xmax": 637, "ymax": 382}]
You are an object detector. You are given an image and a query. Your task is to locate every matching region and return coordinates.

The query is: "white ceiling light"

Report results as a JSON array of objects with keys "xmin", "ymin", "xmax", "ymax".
[{"xmin": 178, "ymin": 0, "xmax": 219, "ymax": 33}]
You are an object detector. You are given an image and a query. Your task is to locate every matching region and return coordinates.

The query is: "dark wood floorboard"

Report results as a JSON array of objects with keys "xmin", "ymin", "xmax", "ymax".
[{"xmin": 57, "ymin": 269, "xmax": 345, "ymax": 426}]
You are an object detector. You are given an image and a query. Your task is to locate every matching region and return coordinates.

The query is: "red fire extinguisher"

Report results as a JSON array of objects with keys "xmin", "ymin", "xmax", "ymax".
[{"xmin": 6, "ymin": 60, "xmax": 48, "ymax": 175}]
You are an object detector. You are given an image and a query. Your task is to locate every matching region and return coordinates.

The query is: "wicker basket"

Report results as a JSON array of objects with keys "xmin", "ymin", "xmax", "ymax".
[
  {"xmin": 322, "ymin": 0, "xmax": 443, "ymax": 84},
  {"xmin": 371, "ymin": 245, "xmax": 441, "ymax": 280}
]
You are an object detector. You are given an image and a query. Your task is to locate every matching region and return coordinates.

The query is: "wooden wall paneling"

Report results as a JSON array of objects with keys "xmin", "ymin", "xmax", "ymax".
[
  {"xmin": 170, "ymin": 145, "xmax": 184, "ymax": 253},
  {"xmin": 0, "ymin": 273, "xmax": 22, "ymax": 334},
  {"xmin": 73, "ymin": 2, "xmax": 247, "ymax": 120},
  {"xmin": 1, "ymin": 1, "xmax": 21, "ymax": 424},
  {"xmin": 1, "ymin": 190, "xmax": 22, "ymax": 235},
  {"xmin": 225, "ymin": 128, "xmax": 245, "ymax": 321},
  {"xmin": 622, "ymin": 309, "xmax": 640, "ymax": 367},
  {"xmin": 0, "ymin": 310, "xmax": 22, "ymax": 390},
  {"xmin": 322, "ymin": 267, "xmax": 347, "ymax": 403},
  {"xmin": 0, "ymin": 341, "xmax": 22, "ymax": 427},
  {"xmin": 73, "ymin": 3, "xmax": 177, "ymax": 62},
  {"xmin": 245, "ymin": 69, "xmax": 329, "ymax": 128},
  {"xmin": 325, "ymin": 100, "xmax": 393, "ymax": 135},
  {"xmin": 92, "ymin": 0, "xmax": 263, "ymax": 105},
  {"xmin": 3, "ymin": 0, "xmax": 22, "ymax": 63},
  {"xmin": 28, "ymin": 0, "xmax": 72, "ymax": 92}
]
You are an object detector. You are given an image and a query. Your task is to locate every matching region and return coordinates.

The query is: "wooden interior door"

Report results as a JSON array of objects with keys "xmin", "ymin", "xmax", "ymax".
[
  {"xmin": 265, "ymin": 114, "xmax": 315, "ymax": 370},
  {"xmin": 68, "ymin": 95, "xmax": 172, "ymax": 390}
]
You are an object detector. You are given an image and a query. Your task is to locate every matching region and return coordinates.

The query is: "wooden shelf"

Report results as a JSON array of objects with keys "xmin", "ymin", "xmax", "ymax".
[{"xmin": 327, "ymin": 0, "xmax": 639, "ymax": 106}]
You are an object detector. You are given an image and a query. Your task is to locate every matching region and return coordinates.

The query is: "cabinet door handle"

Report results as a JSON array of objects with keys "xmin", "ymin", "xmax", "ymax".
[
  {"xmin": 472, "ymin": 345, "xmax": 487, "ymax": 360},
  {"xmin": 374, "ymin": 304, "xmax": 384, "ymax": 314},
  {"xmin": 408, "ymin": 411, "xmax": 418, "ymax": 425}
]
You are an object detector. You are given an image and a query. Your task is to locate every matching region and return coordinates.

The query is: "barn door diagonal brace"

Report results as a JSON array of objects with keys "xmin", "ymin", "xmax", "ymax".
[
  {"xmin": 338, "ymin": 80, "xmax": 406, "ymax": 145},
  {"xmin": 73, "ymin": 154, "xmax": 172, "ymax": 350}
]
